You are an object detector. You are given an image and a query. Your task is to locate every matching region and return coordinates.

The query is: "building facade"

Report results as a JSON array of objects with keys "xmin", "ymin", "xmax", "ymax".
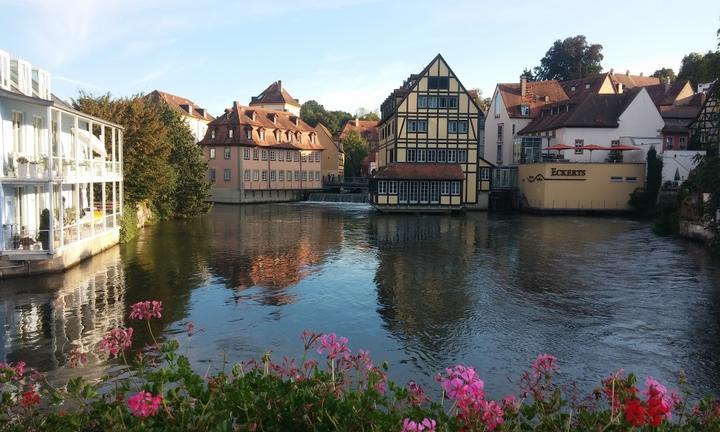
[
  {"xmin": 249, "ymin": 80, "xmax": 301, "ymax": 116},
  {"xmin": 147, "ymin": 90, "xmax": 213, "ymax": 142},
  {"xmin": 315, "ymin": 123, "xmax": 344, "ymax": 183},
  {"xmin": 370, "ymin": 54, "xmax": 490, "ymax": 212},
  {"xmin": 0, "ymin": 49, "xmax": 123, "ymax": 277},
  {"xmin": 200, "ymin": 102, "xmax": 323, "ymax": 204}
]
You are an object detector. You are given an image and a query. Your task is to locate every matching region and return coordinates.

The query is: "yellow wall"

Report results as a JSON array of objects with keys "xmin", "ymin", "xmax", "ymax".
[{"xmin": 518, "ymin": 163, "xmax": 645, "ymax": 211}]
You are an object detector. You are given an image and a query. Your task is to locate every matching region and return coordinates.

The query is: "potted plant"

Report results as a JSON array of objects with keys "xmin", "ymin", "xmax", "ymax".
[
  {"xmin": 39, "ymin": 155, "xmax": 50, "ymax": 177},
  {"xmin": 19, "ymin": 236, "xmax": 35, "ymax": 250},
  {"xmin": 12, "ymin": 233, "xmax": 20, "ymax": 250},
  {"xmin": 28, "ymin": 160, "xmax": 39, "ymax": 177},
  {"xmin": 17, "ymin": 157, "xmax": 29, "ymax": 177}
]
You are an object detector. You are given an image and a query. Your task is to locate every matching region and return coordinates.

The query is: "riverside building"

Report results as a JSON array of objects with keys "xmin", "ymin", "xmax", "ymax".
[
  {"xmin": 370, "ymin": 54, "xmax": 491, "ymax": 212},
  {"xmin": 200, "ymin": 90, "xmax": 323, "ymax": 204},
  {"xmin": 0, "ymin": 49, "xmax": 124, "ymax": 278}
]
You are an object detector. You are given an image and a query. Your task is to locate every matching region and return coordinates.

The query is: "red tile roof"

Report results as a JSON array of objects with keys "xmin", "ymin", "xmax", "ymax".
[
  {"xmin": 375, "ymin": 163, "xmax": 464, "ymax": 180},
  {"xmin": 497, "ymin": 80, "xmax": 569, "ymax": 118},
  {"xmin": 249, "ymin": 81, "xmax": 300, "ymax": 108},
  {"xmin": 199, "ymin": 102, "xmax": 322, "ymax": 150},
  {"xmin": 339, "ymin": 119, "xmax": 379, "ymax": 144},
  {"xmin": 147, "ymin": 90, "xmax": 214, "ymax": 121},
  {"xmin": 644, "ymin": 80, "xmax": 693, "ymax": 106}
]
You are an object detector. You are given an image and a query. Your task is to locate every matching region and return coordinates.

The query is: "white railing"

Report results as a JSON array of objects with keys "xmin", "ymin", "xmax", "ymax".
[{"xmin": 1, "ymin": 226, "xmax": 51, "ymax": 252}]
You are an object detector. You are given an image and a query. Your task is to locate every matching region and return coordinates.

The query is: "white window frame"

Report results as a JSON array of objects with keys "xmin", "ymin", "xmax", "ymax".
[
  {"xmin": 262, "ymin": 170, "xmax": 268, "ymax": 181},
  {"xmin": 388, "ymin": 181, "xmax": 397, "ymax": 194},
  {"xmin": 243, "ymin": 148, "xmax": 250, "ymax": 159},
  {"xmin": 253, "ymin": 170, "xmax": 260, "ymax": 181},
  {"xmin": 378, "ymin": 180, "xmax": 387, "ymax": 194},
  {"xmin": 244, "ymin": 169, "xmax": 251, "ymax": 181},
  {"xmin": 224, "ymin": 147, "xmax": 231, "ymax": 159},
  {"xmin": 451, "ymin": 181, "xmax": 460, "ymax": 195},
  {"xmin": 223, "ymin": 168, "xmax": 231, "ymax": 181}
]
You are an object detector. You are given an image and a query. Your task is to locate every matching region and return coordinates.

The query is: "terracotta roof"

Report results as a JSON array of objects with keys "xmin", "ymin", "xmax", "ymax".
[
  {"xmin": 644, "ymin": 80, "xmax": 692, "ymax": 106},
  {"xmin": 519, "ymin": 87, "xmax": 643, "ymax": 134},
  {"xmin": 375, "ymin": 163, "xmax": 464, "ymax": 180},
  {"xmin": 339, "ymin": 119, "xmax": 379, "ymax": 143},
  {"xmin": 199, "ymin": 102, "xmax": 323, "ymax": 150},
  {"xmin": 660, "ymin": 105, "xmax": 702, "ymax": 119},
  {"xmin": 497, "ymin": 80, "xmax": 568, "ymax": 118},
  {"xmin": 147, "ymin": 90, "xmax": 214, "ymax": 121},
  {"xmin": 609, "ymin": 73, "xmax": 660, "ymax": 89},
  {"xmin": 314, "ymin": 123, "xmax": 344, "ymax": 153},
  {"xmin": 249, "ymin": 80, "xmax": 300, "ymax": 108},
  {"xmin": 560, "ymin": 73, "xmax": 610, "ymax": 100}
]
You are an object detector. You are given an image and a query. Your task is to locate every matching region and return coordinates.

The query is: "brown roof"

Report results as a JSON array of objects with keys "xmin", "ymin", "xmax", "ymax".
[
  {"xmin": 249, "ymin": 80, "xmax": 300, "ymax": 108},
  {"xmin": 314, "ymin": 123, "xmax": 343, "ymax": 153},
  {"xmin": 560, "ymin": 74, "xmax": 611, "ymax": 100},
  {"xmin": 147, "ymin": 90, "xmax": 214, "ymax": 121},
  {"xmin": 339, "ymin": 119, "xmax": 379, "ymax": 143},
  {"xmin": 497, "ymin": 80, "xmax": 568, "ymax": 118},
  {"xmin": 519, "ymin": 87, "xmax": 643, "ymax": 134},
  {"xmin": 375, "ymin": 163, "xmax": 464, "ymax": 180},
  {"xmin": 660, "ymin": 105, "xmax": 703, "ymax": 119},
  {"xmin": 609, "ymin": 73, "xmax": 660, "ymax": 89},
  {"xmin": 644, "ymin": 80, "xmax": 693, "ymax": 107},
  {"xmin": 199, "ymin": 102, "xmax": 322, "ymax": 150}
]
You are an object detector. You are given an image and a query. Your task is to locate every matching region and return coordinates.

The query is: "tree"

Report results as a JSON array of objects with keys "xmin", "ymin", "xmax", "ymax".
[
  {"xmin": 300, "ymin": 100, "xmax": 353, "ymax": 135},
  {"xmin": 532, "ymin": 35, "xmax": 603, "ymax": 81},
  {"xmin": 520, "ymin": 68, "xmax": 536, "ymax": 81},
  {"xmin": 678, "ymin": 51, "xmax": 720, "ymax": 86},
  {"xmin": 651, "ymin": 68, "xmax": 676, "ymax": 83},
  {"xmin": 342, "ymin": 130, "xmax": 368, "ymax": 178},
  {"xmin": 357, "ymin": 110, "xmax": 380, "ymax": 121},
  {"xmin": 629, "ymin": 147, "xmax": 663, "ymax": 214}
]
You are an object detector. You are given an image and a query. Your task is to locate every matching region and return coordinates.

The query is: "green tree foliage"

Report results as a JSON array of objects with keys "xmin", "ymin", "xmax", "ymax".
[
  {"xmin": 651, "ymin": 68, "xmax": 676, "ymax": 82},
  {"xmin": 358, "ymin": 111, "xmax": 380, "ymax": 121},
  {"xmin": 342, "ymin": 130, "xmax": 368, "ymax": 177},
  {"xmin": 74, "ymin": 93, "xmax": 172, "ymax": 205},
  {"xmin": 520, "ymin": 68, "xmax": 536, "ymax": 81},
  {"xmin": 300, "ymin": 100, "xmax": 353, "ymax": 134},
  {"xmin": 532, "ymin": 35, "xmax": 604, "ymax": 81},
  {"xmin": 678, "ymin": 51, "xmax": 720, "ymax": 86},
  {"xmin": 629, "ymin": 147, "xmax": 663, "ymax": 215}
]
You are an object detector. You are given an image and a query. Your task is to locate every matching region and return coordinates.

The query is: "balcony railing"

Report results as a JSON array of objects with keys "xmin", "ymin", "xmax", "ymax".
[
  {"xmin": 2, "ymin": 157, "xmax": 121, "ymax": 180},
  {"xmin": 1, "ymin": 226, "xmax": 50, "ymax": 252}
]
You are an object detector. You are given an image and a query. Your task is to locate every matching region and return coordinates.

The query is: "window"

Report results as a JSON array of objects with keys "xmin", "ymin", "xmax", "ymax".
[
  {"xmin": 209, "ymin": 169, "xmax": 216, "ymax": 181},
  {"xmin": 315, "ymin": 152, "xmax": 321, "ymax": 162},
  {"xmin": 302, "ymin": 171, "xmax": 308, "ymax": 181},
  {"xmin": 494, "ymin": 96, "xmax": 502, "ymax": 118},
  {"xmin": 448, "ymin": 150, "xmax": 457, "ymax": 163},
  {"xmin": 275, "ymin": 130, "xmax": 282, "ymax": 142},
  {"xmin": 302, "ymin": 154, "xmax": 308, "ymax": 162},
  {"xmin": 520, "ymin": 105, "xmax": 530, "ymax": 116},
  {"xmin": 294, "ymin": 171, "xmax": 300, "ymax": 181},
  {"xmin": 418, "ymin": 95, "xmax": 428, "ymax": 108},
  {"xmin": 458, "ymin": 150, "xmax": 468, "ymax": 163},
  {"xmin": 294, "ymin": 151, "xmax": 300, "ymax": 162},
  {"xmin": 270, "ymin": 170, "xmax": 276, "ymax": 181},
  {"xmin": 427, "ymin": 149, "xmax": 436, "ymax": 162},
  {"xmin": 243, "ymin": 148, "xmax": 250, "ymax": 159},
  {"xmin": 480, "ymin": 167, "xmax": 490, "ymax": 180},
  {"xmin": 12, "ymin": 112, "xmax": 23, "ymax": 152},
  {"xmin": 287, "ymin": 150, "xmax": 292, "ymax": 161},
  {"xmin": 610, "ymin": 176, "xmax": 622, "ymax": 183},
  {"xmin": 310, "ymin": 134, "xmax": 316, "ymax": 144},
  {"xmin": 32, "ymin": 117, "xmax": 42, "ymax": 153},
  {"xmin": 441, "ymin": 181, "xmax": 450, "ymax": 194},
  {"xmin": 417, "ymin": 149, "xmax": 426, "ymax": 162},
  {"xmin": 262, "ymin": 149, "xmax": 268, "ymax": 160},
  {"xmin": 211, "ymin": 129, "xmax": 216, "ymax": 139},
  {"xmin": 497, "ymin": 124, "xmax": 504, "ymax": 143},
  {"xmin": 262, "ymin": 170, "xmax": 268, "ymax": 181},
  {"xmin": 270, "ymin": 150, "xmax": 276, "ymax": 161},
  {"xmin": 228, "ymin": 129, "xmax": 234, "ymax": 138},
  {"xmin": 611, "ymin": 140, "xmax": 620, "ymax": 147},
  {"xmin": 408, "ymin": 120, "xmax": 427, "ymax": 133},
  {"xmin": 224, "ymin": 147, "xmax": 231, "ymax": 159},
  {"xmin": 438, "ymin": 149, "xmax": 446, "ymax": 163},
  {"xmin": 209, "ymin": 148, "xmax": 216, "ymax": 159},
  {"xmin": 278, "ymin": 151, "xmax": 284, "ymax": 161},
  {"xmin": 245, "ymin": 128, "xmax": 252, "ymax": 140},
  {"xmin": 665, "ymin": 136, "xmax": 673, "ymax": 149},
  {"xmin": 378, "ymin": 181, "xmax": 387, "ymax": 194},
  {"xmin": 279, "ymin": 170, "xmax": 285, "ymax": 181},
  {"xmin": 287, "ymin": 170, "xmax": 292, "ymax": 181},
  {"xmin": 389, "ymin": 181, "xmax": 397, "ymax": 194},
  {"xmin": 315, "ymin": 171, "xmax": 320, "ymax": 181},
  {"xmin": 512, "ymin": 124, "xmax": 516, "ymax": 136},
  {"xmin": 407, "ymin": 149, "xmax": 416, "ymax": 162},
  {"xmin": 253, "ymin": 170, "xmax": 260, "ymax": 181},
  {"xmin": 574, "ymin": 139, "xmax": 584, "ymax": 154},
  {"xmin": 224, "ymin": 169, "xmax": 231, "ymax": 181},
  {"xmin": 428, "ymin": 76, "xmax": 450, "ymax": 89},
  {"xmin": 244, "ymin": 170, "xmax": 251, "ymax": 181},
  {"xmin": 448, "ymin": 121, "xmax": 468, "ymax": 133},
  {"xmin": 585, "ymin": 83, "xmax": 591, "ymax": 89},
  {"xmin": 451, "ymin": 181, "xmax": 460, "ymax": 195},
  {"xmin": 679, "ymin": 136, "xmax": 686, "ymax": 148},
  {"xmin": 625, "ymin": 177, "xmax": 638, "ymax": 183},
  {"xmin": 253, "ymin": 148, "xmax": 259, "ymax": 160}
]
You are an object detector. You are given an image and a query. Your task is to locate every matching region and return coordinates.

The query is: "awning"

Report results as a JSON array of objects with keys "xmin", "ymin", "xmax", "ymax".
[{"xmin": 73, "ymin": 128, "xmax": 107, "ymax": 158}]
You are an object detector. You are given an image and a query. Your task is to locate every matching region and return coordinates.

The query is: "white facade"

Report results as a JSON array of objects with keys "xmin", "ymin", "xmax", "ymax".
[
  {"xmin": 0, "ymin": 50, "xmax": 123, "ymax": 262},
  {"xmin": 484, "ymin": 87, "xmax": 532, "ymax": 166},
  {"xmin": 183, "ymin": 115, "xmax": 209, "ymax": 143},
  {"xmin": 662, "ymin": 150, "xmax": 705, "ymax": 185}
]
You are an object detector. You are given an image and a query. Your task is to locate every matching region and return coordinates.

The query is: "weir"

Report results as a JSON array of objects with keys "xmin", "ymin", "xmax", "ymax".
[{"xmin": 306, "ymin": 193, "xmax": 368, "ymax": 203}]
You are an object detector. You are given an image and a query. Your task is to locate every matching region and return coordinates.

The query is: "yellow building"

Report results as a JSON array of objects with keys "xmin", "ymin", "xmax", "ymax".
[
  {"xmin": 371, "ymin": 54, "xmax": 492, "ymax": 212},
  {"xmin": 518, "ymin": 162, "xmax": 645, "ymax": 212}
]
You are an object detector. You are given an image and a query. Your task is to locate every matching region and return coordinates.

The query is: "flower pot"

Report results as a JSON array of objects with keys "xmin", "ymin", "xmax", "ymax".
[
  {"xmin": 29, "ymin": 163, "xmax": 38, "ymax": 178},
  {"xmin": 17, "ymin": 163, "xmax": 28, "ymax": 177}
]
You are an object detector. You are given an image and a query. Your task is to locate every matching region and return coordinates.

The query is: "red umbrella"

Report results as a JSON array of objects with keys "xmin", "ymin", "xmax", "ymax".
[
  {"xmin": 544, "ymin": 144, "xmax": 574, "ymax": 151},
  {"xmin": 609, "ymin": 144, "xmax": 641, "ymax": 151},
  {"xmin": 578, "ymin": 144, "xmax": 611, "ymax": 162}
]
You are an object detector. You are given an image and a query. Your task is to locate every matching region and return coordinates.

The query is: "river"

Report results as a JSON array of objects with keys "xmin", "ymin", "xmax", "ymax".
[{"xmin": 1, "ymin": 203, "xmax": 719, "ymax": 398}]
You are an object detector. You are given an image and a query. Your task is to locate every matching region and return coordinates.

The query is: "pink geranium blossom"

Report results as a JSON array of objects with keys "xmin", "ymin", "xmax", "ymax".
[
  {"xmin": 481, "ymin": 400, "xmax": 505, "ymax": 431},
  {"xmin": 129, "ymin": 301, "xmax": 163, "ymax": 320},
  {"xmin": 401, "ymin": 417, "xmax": 437, "ymax": 431},
  {"xmin": 408, "ymin": 381, "xmax": 429, "ymax": 406},
  {"xmin": 127, "ymin": 391, "xmax": 163, "ymax": 418},
  {"xmin": 532, "ymin": 353, "xmax": 558, "ymax": 377},
  {"xmin": 437, "ymin": 365, "xmax": 485, "ymax": 418},
  {"xmin": 0, "ymin": 361, "xmax": 25, "ymax": 380},
  {"xmin": 99, "ymin": 327, "xmax": 134, "ymax": 357}
]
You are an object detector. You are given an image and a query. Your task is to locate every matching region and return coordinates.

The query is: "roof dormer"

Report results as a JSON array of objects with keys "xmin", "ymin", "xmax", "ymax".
[
  {"xmin": 10, "ymin": 58, "xmax": 32, "ymax": 96},
  {"xmin": 180, "ymin": 103, "xmax": 193, "ymax": 115},
  {"xmin": 0, "ymin": 50, "xmax": 9, "ymax": 90},
  {"xmin": 247, "ymin": 110, "xmax": 257, "ymax": 121},
  {"xmin": 290, "ymin": 116, "xmax": 299, "ymax": 126},
  {"xmin": 270, "ymin": 112, "xmax": 278, "ymax": 124}
]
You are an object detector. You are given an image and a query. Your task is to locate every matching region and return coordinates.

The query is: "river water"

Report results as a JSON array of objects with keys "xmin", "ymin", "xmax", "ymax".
[{"xmin": 1, "ymin": 203, "xmax": 719, "ymax": 398}]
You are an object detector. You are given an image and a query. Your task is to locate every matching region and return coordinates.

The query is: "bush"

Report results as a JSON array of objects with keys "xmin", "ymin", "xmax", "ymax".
[
  {"xmin": 1, "ymin": 301, "xmax": 719, "ymax": 431},
  {"xmin": 119, "ymin": 203, "xmax": 139, "ymax": 244}
]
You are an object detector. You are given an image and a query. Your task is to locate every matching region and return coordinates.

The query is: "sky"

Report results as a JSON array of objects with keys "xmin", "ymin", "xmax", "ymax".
[{"xmin": 1, "ymin": 0, "xmax": 718, "ymax": 116}]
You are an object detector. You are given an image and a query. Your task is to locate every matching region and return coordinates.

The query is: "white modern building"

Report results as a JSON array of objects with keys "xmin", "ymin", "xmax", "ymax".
[{"xmin": 0, "ymin": 49, "xmax": 123, "ymax": 277}]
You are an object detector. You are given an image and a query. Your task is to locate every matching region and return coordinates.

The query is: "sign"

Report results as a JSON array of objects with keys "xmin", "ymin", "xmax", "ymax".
[{"xmin": 527, "ymin": 166, "xmax": 587, "ymax": 183}]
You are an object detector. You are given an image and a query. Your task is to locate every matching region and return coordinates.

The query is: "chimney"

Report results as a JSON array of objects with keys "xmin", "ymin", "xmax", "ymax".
[
  {"xmin": 610, "ymin": 68, "xmax": 614, "ymax": 74},
  {"xmin": 278, "ymin": 80, "xmax": 282, "ymax": 92},
  {"xmin": 664, "ymin": 76, "xmax": 671, "ymax": 88},
  {"xmin": 625, "ymin": 70, "xmax": 630, "ymax": 76},
  {"xmin": 520, "ymin": 75, "xmax": 527, "ymax": 97},
  {"xmin": 639, "ymin": 72, "xmax": 644, "ymax": 77},
  {"xmin": 617, "ymin": 83, "xmax": 624, "ymax": 94},
  {"xmin": 355, "ymin": 118, "xmax": 360, "ymax": 127}
]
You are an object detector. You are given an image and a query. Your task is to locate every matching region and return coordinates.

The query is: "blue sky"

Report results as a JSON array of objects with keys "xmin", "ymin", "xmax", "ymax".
[{"xmin": 1, "ymin": 0, "xmax": 718, "ymax": 116}]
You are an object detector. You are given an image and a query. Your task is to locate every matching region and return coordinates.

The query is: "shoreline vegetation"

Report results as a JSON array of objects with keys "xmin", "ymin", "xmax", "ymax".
[{"xmin": 1, "ymin": 301, "xmax": 719, "ymax": 431}]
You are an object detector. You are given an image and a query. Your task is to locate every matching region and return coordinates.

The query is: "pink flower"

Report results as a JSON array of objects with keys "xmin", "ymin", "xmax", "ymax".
[
  {"xmin": 532, "ymin": 353, "xmax": 558, "ymax": 377},
  {"xmin": 436, "ymin": 365, "xmax": 485, "ymax": 418},
  {"xmin": 19, "ymin": 389, "xmax": 41, "ymax": 408},
  {"xmin": 68, "ymin": 346, "xmax": 88, "ymax": 368},
  {"xmin": 481, "ymin": 400, "xmax": 505, "ymax": 431},
  {"xmin": 317, "ymin": 333, "xmax": 351, "ymax": 360},
  {"xmin": 645, "ymin": 377, "xmax": 672, "ymax": 425},
  {"xmin": 0, "ymin": 361, "xmax": 26, "ymax": 380},
  {"xmin": 127, "ymin": 391, "xmax": 163, "ymax": 418},
  {"xmin": 129, "ymin": 301, "xmax": 163, "ymax": 320},
  {"xmin": 401, "ymin": 417, "xmax": 437, "ymax": 431},
  {"xmin": 408, "ymin": 381, "xmax": 429, "ymax": 406},
  {"xmin": 502, "ymin": 394, "xmax": 521, "ymax": 413},
  {"xmin": 99, "ymin": 327, "xmax": 134, "ymax": 358}
]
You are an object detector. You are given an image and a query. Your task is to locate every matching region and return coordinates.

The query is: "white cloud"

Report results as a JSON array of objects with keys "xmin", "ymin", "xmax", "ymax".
[{"xmin": 54, "ymin": 74, "xmax": 101, "ymax": 90}]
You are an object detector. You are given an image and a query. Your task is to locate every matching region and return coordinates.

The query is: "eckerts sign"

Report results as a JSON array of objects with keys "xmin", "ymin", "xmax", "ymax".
[{"xmin": 550, "ymin": 168, "xmax": 586, "ymax": 177}]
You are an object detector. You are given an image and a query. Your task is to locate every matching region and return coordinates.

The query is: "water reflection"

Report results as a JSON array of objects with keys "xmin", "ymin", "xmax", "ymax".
[{"xmin": 0, "ymin": 203, "xmax": 719, "ymax": 398}]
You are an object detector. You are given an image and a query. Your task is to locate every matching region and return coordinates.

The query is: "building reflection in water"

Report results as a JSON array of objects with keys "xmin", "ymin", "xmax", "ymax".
[
  {"xmin": 206, "ymin": 204, "xmax": 344, "ymax": 306},
  {"xmin": 0, "ymin": 246, "xmax": 126, "ymax": 379}
]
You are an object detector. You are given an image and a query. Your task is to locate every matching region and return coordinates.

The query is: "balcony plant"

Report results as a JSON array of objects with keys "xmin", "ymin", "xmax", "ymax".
[
  {"xmin": 18, "ymin": 235, "xmax": 35, "ymax": 250},
  {"xmin": 28, "ymin": 160, "xmax": 39, "ymax": 178},
  {"xmin": 16, "ymin": 156, "xmax": 29, "ymax": 177}
]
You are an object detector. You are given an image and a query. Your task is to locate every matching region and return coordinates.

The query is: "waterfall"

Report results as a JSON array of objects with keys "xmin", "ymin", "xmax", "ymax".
[{"xmin": 306, "ymin": 193, "xmax": 368, "ymax": 203}]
